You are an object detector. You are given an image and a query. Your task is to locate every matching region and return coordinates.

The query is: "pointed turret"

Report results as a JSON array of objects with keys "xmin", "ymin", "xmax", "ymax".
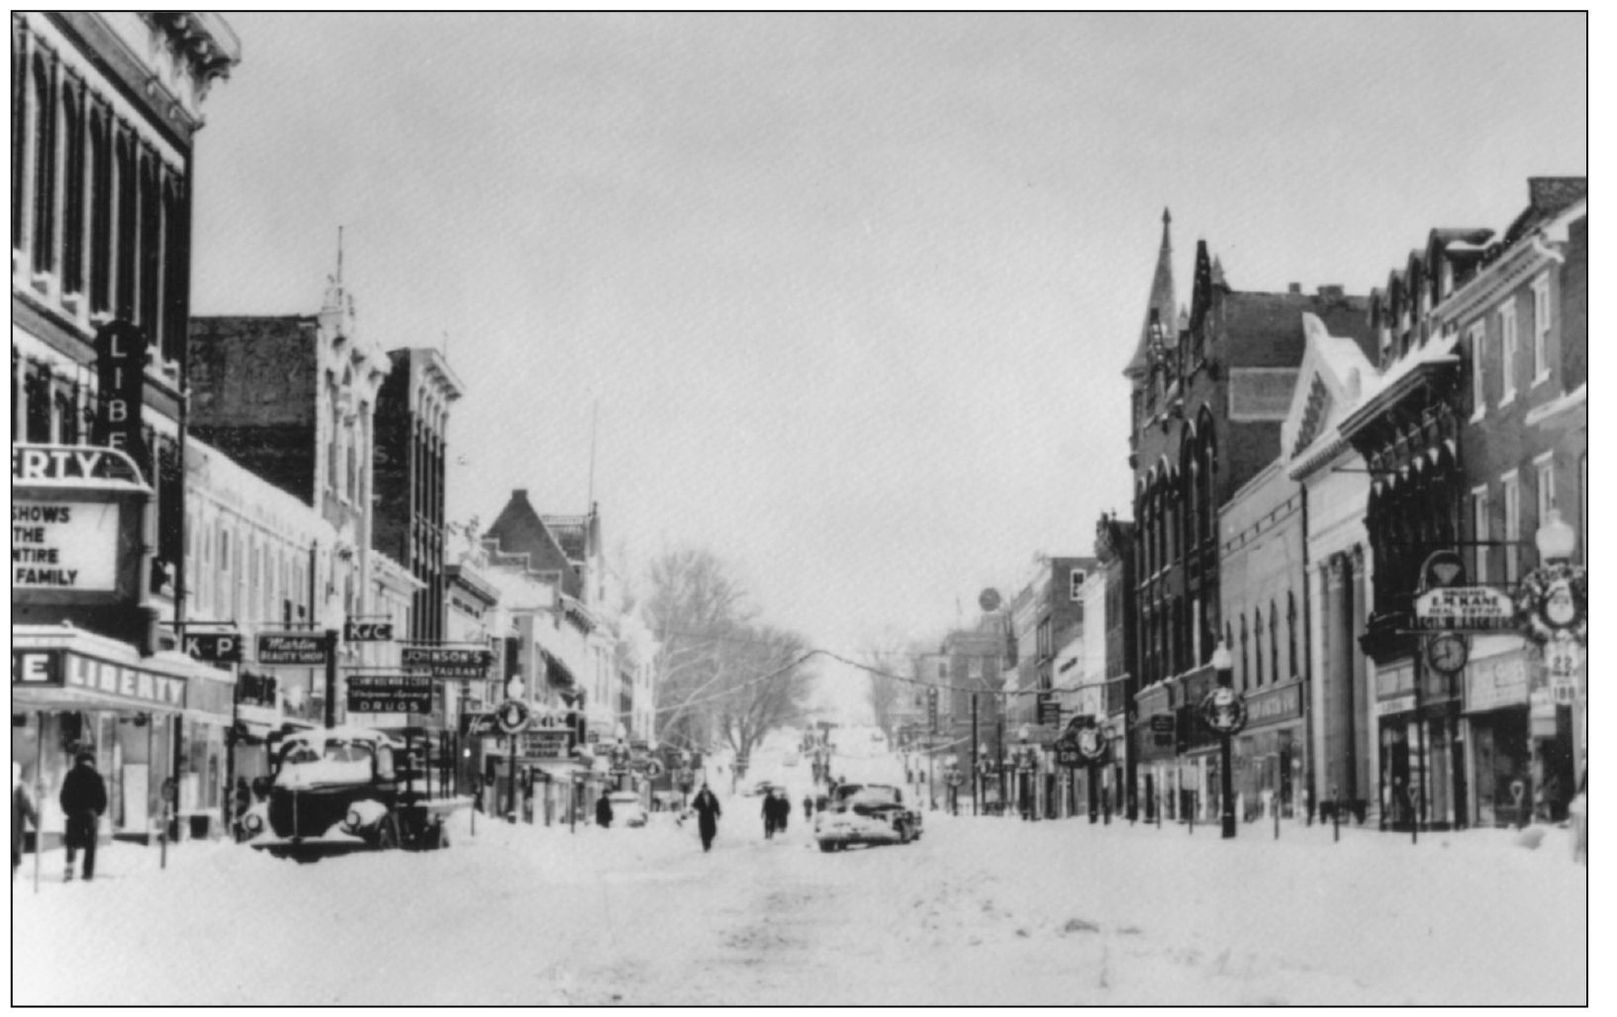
[{"xmin": 1125, "ymin": 208, "xmax": 1178, "ymax": 378}]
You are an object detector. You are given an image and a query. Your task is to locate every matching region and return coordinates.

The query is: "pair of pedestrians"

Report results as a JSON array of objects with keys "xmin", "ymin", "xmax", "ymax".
[
  {"xmin": 11, "ymin": 753, "xmax": 105, "ymax": 882},
  {"xmin": 761, "ymin": 790, "xmax": 791, "ymax": 839}
]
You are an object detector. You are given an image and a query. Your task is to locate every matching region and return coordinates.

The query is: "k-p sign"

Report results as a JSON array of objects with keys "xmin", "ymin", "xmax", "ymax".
[{"xmin": 184, "ymin": 633, "xmax": 242, "ymax": 663}]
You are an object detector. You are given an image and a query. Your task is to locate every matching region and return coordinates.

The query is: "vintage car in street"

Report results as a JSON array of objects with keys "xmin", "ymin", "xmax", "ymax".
[
  {"xmin": 813, "ymin": 782, "xmax": 922, "ymax": 851},
  {"xmin": 243, "ymin": 725, "xmax": 462, "ymax": 860},
  {"xmin": 608, "ymin": 789, "xmax": 649, "ymax": 828}
]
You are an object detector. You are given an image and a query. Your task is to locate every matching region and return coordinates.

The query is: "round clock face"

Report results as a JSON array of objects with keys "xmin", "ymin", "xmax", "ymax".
[{"xmin": 1427, "ymin": 635, "xmax": 1468, "ymax": 673}]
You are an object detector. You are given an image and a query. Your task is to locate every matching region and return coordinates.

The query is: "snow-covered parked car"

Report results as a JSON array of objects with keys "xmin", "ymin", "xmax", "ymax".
[
  {"xmin": 245, "ymin": 725, "xmax": 461, "ymax": 860},
  {"xmin": 814, "ymin": 783, "xmax": 921, "ymax": 851},
  {"xmin": 608, "ymin": 790, "xmax": 648, "ymax": 828}
]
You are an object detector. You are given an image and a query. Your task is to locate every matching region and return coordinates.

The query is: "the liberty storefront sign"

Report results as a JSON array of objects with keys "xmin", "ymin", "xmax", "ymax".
[
  {"xmin": 13, "ymin": 648, "xmax": 187, "ymax": 710},
  {"xmin": 1243, "ymin": 682, "xmax": 1303, "ymax": 728}
]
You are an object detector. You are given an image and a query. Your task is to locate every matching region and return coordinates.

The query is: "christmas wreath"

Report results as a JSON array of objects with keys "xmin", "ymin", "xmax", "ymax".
[{"xmin": 1514, "ymin": 562, "xmax": 1588, "ymax": 645}]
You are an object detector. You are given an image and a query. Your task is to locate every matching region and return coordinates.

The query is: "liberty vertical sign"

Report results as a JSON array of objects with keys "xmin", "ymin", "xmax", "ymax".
[{"xmin": 91, "ymin": 321, "xmax": 150, "ymax": 467}]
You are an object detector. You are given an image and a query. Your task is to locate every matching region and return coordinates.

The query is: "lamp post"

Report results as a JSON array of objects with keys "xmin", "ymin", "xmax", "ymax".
[
  {"xmin": 977, "ymin": 742, "xmax": 991, "ymax": 816},
  {"xmin": 1203, "ymin": 641, "xmax": 1246, "ymax": 839},
  {"xmin": 1519, "ymin": 508, "xmax": 1588, "ymax": 809}
]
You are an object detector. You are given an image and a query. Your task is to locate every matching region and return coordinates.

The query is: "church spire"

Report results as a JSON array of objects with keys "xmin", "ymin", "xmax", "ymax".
[{"xmin": 1125, "ymin": 208, "xmax": 1177, "ymax": 378}]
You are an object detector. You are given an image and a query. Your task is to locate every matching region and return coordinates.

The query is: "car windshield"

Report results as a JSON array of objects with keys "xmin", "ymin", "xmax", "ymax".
[
  {"xmin": 836, "ymin": 785, "xmax": 900, "ymax": 809},
  {"xmin": 276, "ymin": 738, "xmax": 375, "ymax": 784}
]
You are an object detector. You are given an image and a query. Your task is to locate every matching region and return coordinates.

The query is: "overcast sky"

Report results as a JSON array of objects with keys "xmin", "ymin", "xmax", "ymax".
[{"xmin": 191, "ymin": 13, "xmax": 1587, "ymax": 701}]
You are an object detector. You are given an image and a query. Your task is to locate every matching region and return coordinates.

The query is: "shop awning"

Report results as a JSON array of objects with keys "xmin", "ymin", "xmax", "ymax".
[
  {"xmin": 540, "ymin": 648, "xmax": 577, "ymax": 690},
  {"xmin": 11, "ymin": 624, "xmax": 232, "ymax": 720}
]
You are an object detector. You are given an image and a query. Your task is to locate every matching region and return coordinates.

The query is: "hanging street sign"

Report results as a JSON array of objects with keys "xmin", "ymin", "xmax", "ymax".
[
  {"xmin": 256, "ymin": 631, "xmax": 330, "ymax": 666},
  {"xmin": 401, "ymin": 645, "xmax": 493, "ymax": 678},
  {"xmin": 344, "ymin": 619, "xmax": 395, "ymax": 643},
  {"xmin": 183, "ymin": 631, "xmax": 243, "ymax": 664},
  {"xmin": 1412, "ymin": 586, "xmax": 1517, "ymax": 632},
  {"xmin": 347, "ymin": 674, "xmax": 432, "ymax": 714}
]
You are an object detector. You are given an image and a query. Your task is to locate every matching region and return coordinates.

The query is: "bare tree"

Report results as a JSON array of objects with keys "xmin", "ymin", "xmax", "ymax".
[
  {"xmin": 642, "ymin": 548, "xmax": 752, "ymax": 751},
  {"xmin": 712, "ymin": 624, "xmax": 815, "ymax": 766}
]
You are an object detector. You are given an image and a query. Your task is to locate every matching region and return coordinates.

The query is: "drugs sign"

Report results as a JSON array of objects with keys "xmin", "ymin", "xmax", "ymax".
[{"xmin": 347, "ymin": 674, "xmax": 432, "ymax": 714}]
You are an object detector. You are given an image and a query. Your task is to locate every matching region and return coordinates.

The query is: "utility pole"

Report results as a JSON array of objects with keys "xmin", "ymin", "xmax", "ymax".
[
  {"xmin": 323, "ymin": 628, "xmax": 340, "ymax": 728},
  {"xmin": 971, "ymin": 693, "xmax": 979, "ymax": 817}
]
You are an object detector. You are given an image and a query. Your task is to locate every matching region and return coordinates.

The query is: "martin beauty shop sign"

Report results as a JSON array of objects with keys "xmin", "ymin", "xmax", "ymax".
[{"xmin": 11, "ymin": 443, "xmax": 152, "ymax": 616}]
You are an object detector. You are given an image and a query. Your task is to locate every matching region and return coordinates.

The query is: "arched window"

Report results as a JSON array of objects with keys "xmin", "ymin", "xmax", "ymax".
[
  {"xmin": 114, "ymin": 133, "xmax": 136, "ymax": 318},
  {"xmin": 1238, "ymin": 615, "xmax": 1249, "ymax": 690},
  {"xmin": 61, "ymin": 87, "xmax": 84, "ymax": 294},
  {"xmin": 137, "ymin": 154, "xmax": 161, "ymax": 332},
  {"xmin": 1269, "ymin": 600, "xmax": 1281, "ymax": 683},
  {"xmin": 1252, "ymin": 606, "xmax": 1263, "ymax": 687},
  {"xmin": 1287, "ymin": 592, "xmax": 1299, "ymax": 679},
  {"xmin": 161, "ymin": 177, "xmax": 186, "ymax": 362},
  {"xmin": 30, "ymin": 55, "xmax": 54, "ymax": 273},
  {"xmin": 88, "ymin": 110, "xmax": 111, "ymax": 312}
]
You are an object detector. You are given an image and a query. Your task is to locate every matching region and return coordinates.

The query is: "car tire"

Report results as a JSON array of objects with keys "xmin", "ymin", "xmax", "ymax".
[{"xmin": 819, "ymin": 841, "xmax": 835, "ymax": 853}]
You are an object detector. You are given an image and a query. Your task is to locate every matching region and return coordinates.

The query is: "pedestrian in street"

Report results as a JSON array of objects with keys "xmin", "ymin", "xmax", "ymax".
[
  {"xmin": 595, "ymin": 789, "xmax": 614, "ymax": 829},
  {"xmin": 1569, "ymin": 768, "xmax": 1588, "ymax": 866},
  {"xmin": 761, "ymin": 789, "xmax": 777, "ymax": 839},
  {"xmin": 231, "ymin": 778, "xmax": 253, "ymax": 842},
  {"xmin": 59, "ymin": 751, "xmax": 106, "ymax": 882},
  {"xmin": 12, "ymin": 763, "xmax": 38, "ymax": 880},
  {"xmin": 802, "ymin": 794, "xmax": 813, "ymax": 823},
  {"xmin": 691, "ymin": 782, "xmax": 722, "ymax": 853},
  {"xmin": 775, "ymin": 792, "xmax": 790, "ymax": 834}
]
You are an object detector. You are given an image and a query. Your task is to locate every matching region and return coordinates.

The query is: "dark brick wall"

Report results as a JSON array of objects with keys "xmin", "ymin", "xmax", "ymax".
[
  {"xmin": 188, "ymin": 316, "xmax": 319, "ymax": 504},
  {"xmin": 1563, "ymin": 216, "xmax": 1587, "ymax": 391},
  {"xmin": 371, "ymin": 357, "xmax": 411, "ymax": 564}
]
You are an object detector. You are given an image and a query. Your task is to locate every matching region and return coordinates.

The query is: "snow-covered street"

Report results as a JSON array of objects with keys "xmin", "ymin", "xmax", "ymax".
[{"xmin": 13, "ymin": 798, "xmax": 1586, "ymax": 1006}]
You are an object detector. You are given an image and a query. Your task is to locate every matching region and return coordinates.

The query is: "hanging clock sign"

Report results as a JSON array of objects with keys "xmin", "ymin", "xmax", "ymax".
[{"xmin": 1425, "ymin": 634, "xmax": 1469, "ymax": 675}]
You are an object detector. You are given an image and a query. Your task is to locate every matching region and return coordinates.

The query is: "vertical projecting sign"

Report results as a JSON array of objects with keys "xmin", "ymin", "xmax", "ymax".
[{"xmin": 92, "ymin": 321, "xmax": 150, "ymax": 469}]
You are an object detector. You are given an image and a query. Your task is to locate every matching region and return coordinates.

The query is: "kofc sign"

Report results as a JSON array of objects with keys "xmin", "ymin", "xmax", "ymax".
[{"xmin": 1413, "ymin": 586, "xmax": 1517, "ymax": 632}]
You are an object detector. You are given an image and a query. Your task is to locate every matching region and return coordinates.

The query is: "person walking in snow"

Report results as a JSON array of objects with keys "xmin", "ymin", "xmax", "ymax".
[
  {"xmin": 691, "ymin": 782, "xmax": 722, "ymax": 852},
  {"xmin": 775, "ymin": 791, "xmax": 790, "ymax": 834},
  {"xmin": 12, "ymin": 763, "xmax": 38, "ymax": 880},
  {"xmin": 59, "ymin": 751, "xmax": 106, "ymax": 882},
  {"xmin": 802, "ymin": 794, "xmax": 813, "ymax": 823},
  {"xmin": 595, "ymin": 789, "xmax": 614, "ymax": 829},
  {"xmin": 761, "ymin": 789, "xmax": 777, "ymax": 839}
]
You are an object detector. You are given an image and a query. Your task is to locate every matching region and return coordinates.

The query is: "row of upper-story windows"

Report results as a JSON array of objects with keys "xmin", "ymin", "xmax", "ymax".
[
  {"xmin": 185, "ymin": 503, "xmax": 314, "ymax": 628},
  {"xmin": 1467, "ymin": 451, "xmax": 1578, "ymax": 586},
  {"xmin": 1465, "ymin": 271, "xmax": 1556, "ymax": 420},
  {"xmin": 12, "ymin": 28, "xmax": 189, "ymax": 366},
  {"xmin": 1225, "ymin": 592, "xmax": 1301, "ymax": 694}
]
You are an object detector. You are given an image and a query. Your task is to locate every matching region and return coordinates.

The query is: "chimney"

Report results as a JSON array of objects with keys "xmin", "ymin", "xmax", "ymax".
[
  {"xmin": 1317, "ymin": 284, "xmax": 1344, "ymax": 299},
  {"xmin": 1287, "ymin": 283, "xmax": 1302, "ymax": 295}
]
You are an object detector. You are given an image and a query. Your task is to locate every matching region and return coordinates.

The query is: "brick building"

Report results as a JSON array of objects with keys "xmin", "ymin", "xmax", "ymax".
[
  {"xmin": 372, "ymin": 346, "xmax": 463, "ymax": 643},
  {"xmin": 1125, "ymin": 209, "xmax": 1368, "ymax": 822}
]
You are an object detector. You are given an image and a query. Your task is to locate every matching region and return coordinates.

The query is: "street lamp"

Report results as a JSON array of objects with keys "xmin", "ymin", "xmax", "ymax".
[
  {"xmin": 1203, "ymin": 641, "xmax": 1246, "ymax": 839},
  {"xmin": 1519, "ymin": 508, "xmax": 1588, "ymax": 818}
]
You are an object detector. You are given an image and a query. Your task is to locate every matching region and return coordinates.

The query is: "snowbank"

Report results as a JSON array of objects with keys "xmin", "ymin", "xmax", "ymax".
[{"xmin": 11, "ymin": 804, "xmax": 1588, "ymax": 1006}]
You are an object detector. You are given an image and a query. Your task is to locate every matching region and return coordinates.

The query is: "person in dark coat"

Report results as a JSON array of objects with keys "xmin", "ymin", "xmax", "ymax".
[
  {"xmin": 595, "ymin": 790, "xmax": 614, "ymax": 828},
  {"xmin": 761, "ymin": 790, "xmax": 777, "ymax": 839},
  {"xmin": 802, "ymin": 794, "xmax": 813, "ymax": 823},
  {"xmin": 691, "ymin": 783, "xmax": 721, "ymax": 852},
  {"xmin": 773, "ymin": 792, "xmax": 790, "ymax": 834},
  {"xmin": 59, "ymin": 751, "xmax": 106, "ymax": 882},
  {"xmin": 12, "ymin": 763, "xmax": 38, "ymax": 880}
]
